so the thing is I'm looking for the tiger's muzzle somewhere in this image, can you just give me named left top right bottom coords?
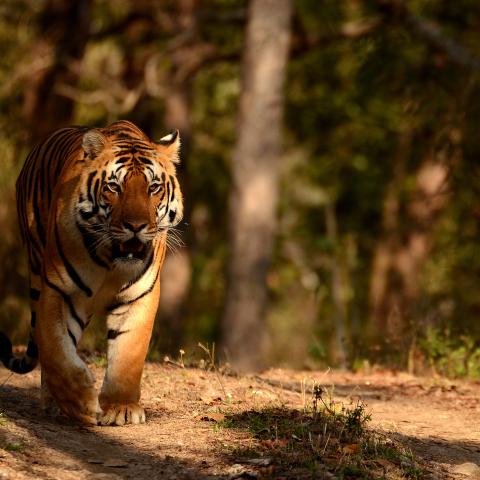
left=112, top=237, right=152, bottom=262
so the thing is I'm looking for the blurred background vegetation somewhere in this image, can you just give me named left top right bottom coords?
left=2, top=0, right=480, bottom=376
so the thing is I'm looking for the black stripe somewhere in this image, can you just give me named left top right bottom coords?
left=44, top=278, right=85, bottom=330
left=54, top=224, right=92, bottom=297
left=92, top=178, right=100, bottom=202
left=26, top=226, right=43, bottom=257
left=68, top=329, right=77, bottom=347
left=25, top=143, right=42, bottom=199
left=80, top=205, right=99, bottom=220
left=107, top=329, right=128, bottom=340
left=30, top=259, right=41, bottom=276
left=45, top=132, right=76, bottom=206
left=30, top=311, right=36, bottom=328
left=115, top=156, right=131, bottom=164
left=107, top=268, right=159, bottom=312
left=137, top=156, right=153, bottom=165
left=86, top=171, right=97, bottom=202
left=30, top=288, right=40, bottom=301
left=169, top=176, right=176, bottom=200
left=32, top=178, right=46, bottom=246
left=76, top=222, right=110, bottom=269
left=52, top=132, right=79, bottom=184
left=25, top=231, right=43, bottom=274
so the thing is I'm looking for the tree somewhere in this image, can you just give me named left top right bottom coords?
left=23, top=0, right=92, bottom=142
left=221, top=0, right=293, bottom=371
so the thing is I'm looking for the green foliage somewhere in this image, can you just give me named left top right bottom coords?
left=0, top=0, right=480, bottom=374
left=418, top=328, right=480, bottom=378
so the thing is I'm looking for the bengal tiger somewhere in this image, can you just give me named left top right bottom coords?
left=0, top=120, right=183, bottom=425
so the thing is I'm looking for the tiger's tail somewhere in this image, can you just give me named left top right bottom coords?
left=0, top=332, right=39, bottom=374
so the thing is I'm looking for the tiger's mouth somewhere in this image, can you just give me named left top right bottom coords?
left=112, top=237, right=151, bottom=261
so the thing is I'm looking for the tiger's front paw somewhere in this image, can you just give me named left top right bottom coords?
left=98, top=403, right=145, bottom=426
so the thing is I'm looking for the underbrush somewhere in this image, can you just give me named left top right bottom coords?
left=418, top=328, right=480, bottom=379
left=219, top=385, right=424, bottom=479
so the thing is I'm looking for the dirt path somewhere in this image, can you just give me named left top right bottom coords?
left=0, top=364, right=479, bottom=479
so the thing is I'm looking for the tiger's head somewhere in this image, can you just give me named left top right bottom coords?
left=76, top=127, right=183, bottom=266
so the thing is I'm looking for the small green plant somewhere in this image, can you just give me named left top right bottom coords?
left=163, top=348, right=187, bottom=368
left=419, top=328, right=480, bottom=378
left=4, top=442, right=25, bottom=452
left=0, top=411, right=8, bottom=425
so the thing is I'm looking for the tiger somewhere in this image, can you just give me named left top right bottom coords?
left=0, top=120, right=183, bottom=425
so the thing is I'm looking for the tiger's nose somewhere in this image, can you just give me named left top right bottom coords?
left=123, top=221, right=147, bottom=233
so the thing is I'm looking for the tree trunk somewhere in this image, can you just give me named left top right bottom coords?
left=368, top=154, right=449, bottom=364
left=23, top=0, right=91, bottom=143
left=154, top=0, right=197, bottom=354
left=325, top=203, right=348, bottom=368
left=221, top=0, right=292, bottom=371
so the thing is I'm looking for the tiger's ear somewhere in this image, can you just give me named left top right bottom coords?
left=82, top=130, right=107, bottom=159
left=156, top=129, right=181, bottom=164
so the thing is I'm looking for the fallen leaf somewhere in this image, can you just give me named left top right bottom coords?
left=103, top=458, right=129, bottom=468
left=261, top=438, right=288, bottom=449
left=342, top=443, right=360, bottom=454
left=200, top=395, right=222, bottom=405
left=195, top=412, right=226, bottom=422
left=243, top=458, right=272, bottom=466
left=375, top=458, right=394, bottom=469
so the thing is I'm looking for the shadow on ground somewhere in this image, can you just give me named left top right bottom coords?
left=0, top=384, right=220, bottom=479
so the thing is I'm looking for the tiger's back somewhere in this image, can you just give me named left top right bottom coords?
left=17, top=126, right=86, bottom=275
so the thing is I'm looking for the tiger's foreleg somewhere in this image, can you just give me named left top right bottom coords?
left=99, top=278, right=160, bottom=426
left=36, top=285, right=100, bottom=424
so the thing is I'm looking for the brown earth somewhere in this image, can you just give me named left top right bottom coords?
left=0, top=363, right=479, bottom=479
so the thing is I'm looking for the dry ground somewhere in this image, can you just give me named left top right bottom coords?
left=0, top=362, right=479, bottom=479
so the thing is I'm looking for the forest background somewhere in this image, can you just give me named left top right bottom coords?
left=1, top=0, right=480, bottom=377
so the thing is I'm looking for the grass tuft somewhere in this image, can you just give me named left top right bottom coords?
left=218, top=385, right=426, bottom=479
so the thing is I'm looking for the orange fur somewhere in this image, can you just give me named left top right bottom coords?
left=13, top=121, right=183, bottom=425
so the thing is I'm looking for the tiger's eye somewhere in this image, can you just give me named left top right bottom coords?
left=104, top=182, right=121, bottom=194
left=149, top=182, right=164, bottom=195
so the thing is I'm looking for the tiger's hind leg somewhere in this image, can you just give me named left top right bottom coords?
left=99, top=279, right=160, bottom=426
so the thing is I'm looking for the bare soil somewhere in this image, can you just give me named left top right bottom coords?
left=0, top=363, right=479, bottom=479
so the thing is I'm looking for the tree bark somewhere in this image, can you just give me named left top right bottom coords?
left=153, top=0, right=197, bottom=353
left=221, top=0, right=292, bottom=371
left=23, top=0, right=91, bottom=143
left=325, top=203, right=348, bottom=368
left=368, top=152, right=449, bottom=363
